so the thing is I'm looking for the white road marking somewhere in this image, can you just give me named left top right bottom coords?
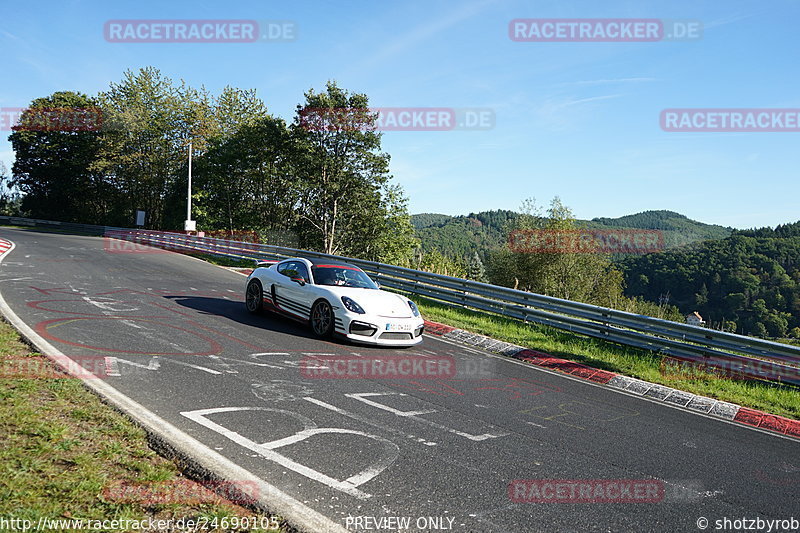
left=304, top=397, right=438, bottom=446
left=169, top=360, right=222, bottom=375
left=181, top=406, right=399, bottom=500
left=346, top=392, right=436, bottom=417
left=209, top=354, right=238, bottom=374
left=213, top=356, right=288, bottom=369
left=104, top=357, right=121, bottom=376
left=107, top=356, right=161, bottom=371
left=346, top=392, right=510, bottom=442
left=107, top=356, right=221, bottom=375
left=81, top=296, right=138, bottom=312
left=252, top=380, right=314, bottom=402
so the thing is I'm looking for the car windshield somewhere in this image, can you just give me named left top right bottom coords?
left=312, top=265, right=378, bottom=289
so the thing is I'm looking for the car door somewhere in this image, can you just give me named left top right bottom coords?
left=273, top=261, right=312, bottom=319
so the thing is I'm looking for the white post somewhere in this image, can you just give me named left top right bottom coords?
left=184, top=142, right=196, bottom=232
left=187, top=141, right=192, bottom=221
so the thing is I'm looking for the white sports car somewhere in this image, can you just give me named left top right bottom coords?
left=245, top=257, right=425, bottom=346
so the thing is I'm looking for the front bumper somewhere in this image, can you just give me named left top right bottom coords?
left=336, top=313, right=424, bottom=346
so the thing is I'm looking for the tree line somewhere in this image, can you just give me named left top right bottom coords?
left=621, top=225, right=800, bottom=338
left=5, top=67, right=415, bottom=263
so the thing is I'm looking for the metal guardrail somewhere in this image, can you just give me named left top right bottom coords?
left=0, top=215, right=127, bottom=236
left=3, top=216, right=799, bottom=386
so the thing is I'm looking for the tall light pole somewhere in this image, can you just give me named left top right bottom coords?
left=184, top=141, right=196, bottom=232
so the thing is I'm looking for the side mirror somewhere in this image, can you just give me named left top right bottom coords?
left=291, top=276, right=306, bottom=286
left=372, top=278, right=381, bottom=288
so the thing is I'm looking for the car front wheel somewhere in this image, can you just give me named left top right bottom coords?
left=311, top=300, right=334, bottom=338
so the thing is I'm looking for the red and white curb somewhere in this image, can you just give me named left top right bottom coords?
left=423, top=320, right=800, bottom=440
left=0, top=238, right=12, bottom=256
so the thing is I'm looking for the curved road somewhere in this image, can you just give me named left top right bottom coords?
left=0, top=227, right=797, bottom=533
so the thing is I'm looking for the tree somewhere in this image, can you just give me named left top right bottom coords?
left=289, top=81, right=414, bottom=261
left=695, top=283, right=709, bottom=307
left=0, top=162, right=22, bottom=215
left=763, top=310, right=790, bottom=337
left=466, top=251, right=488, bottom=283
left=189, top=114, right=294, bottom=233
left=412, top=249, right=466, bottom=277
left=489, top=197, right=625, bottom=306
left=9, top=91, right=109, bottom=222
left=98, top=67, right=215, bottom=228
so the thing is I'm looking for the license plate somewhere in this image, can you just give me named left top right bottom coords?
left=386, top=323, right=413, bottom=332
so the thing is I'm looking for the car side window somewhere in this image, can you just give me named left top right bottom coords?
left=278, top=261, right=309, bottom=283
left=277, top=261, right=297, bottom=278
left=294, top=263, right=310, bottom=283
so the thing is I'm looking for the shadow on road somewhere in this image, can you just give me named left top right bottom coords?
left=164, top=295, right=410, bottom=351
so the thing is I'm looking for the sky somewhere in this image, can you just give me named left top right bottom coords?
left=1, top=0, right=798, bottom=229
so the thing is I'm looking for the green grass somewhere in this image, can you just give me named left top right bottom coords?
left=413, top=295, right=800, bottom=420
left=0, top=319, right=283, bottom=532
left=187, top=253, right=258, bottom=269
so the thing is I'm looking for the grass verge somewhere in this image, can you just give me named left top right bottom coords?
left=0, top=318, right=282, bottom=532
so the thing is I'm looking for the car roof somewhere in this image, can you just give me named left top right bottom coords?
left=304, top=258, right=360, bottom=269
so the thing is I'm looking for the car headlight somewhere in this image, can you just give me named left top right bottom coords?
left=408, top=300, right=420, bottom=317
left=341, top=296, right=365, bottom=314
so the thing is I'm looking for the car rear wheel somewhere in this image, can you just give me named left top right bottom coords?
left=246, top=279, right=264, bottom=313
left=311, top=300, right=334, bottom=338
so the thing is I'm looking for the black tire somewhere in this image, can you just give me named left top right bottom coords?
left=310, top=299, right=334, bottom=338
left=245, top=279, right=264, bottom=314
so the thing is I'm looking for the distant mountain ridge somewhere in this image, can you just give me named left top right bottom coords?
left=411, top=209, right=734, bottom=259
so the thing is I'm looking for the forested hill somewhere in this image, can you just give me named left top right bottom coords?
left=412, top=209, right=733, bottom=259
left=412, top=210, right=519, bottom=258
left=620, top=224, right=800, bottom=338
left=589, top=210, right=731, bottom=235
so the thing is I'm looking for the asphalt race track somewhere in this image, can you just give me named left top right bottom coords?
left=1, top=227, right=798, bottom=533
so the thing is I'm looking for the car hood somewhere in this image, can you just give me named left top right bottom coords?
left=330, top=287, right=414, bottom=318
